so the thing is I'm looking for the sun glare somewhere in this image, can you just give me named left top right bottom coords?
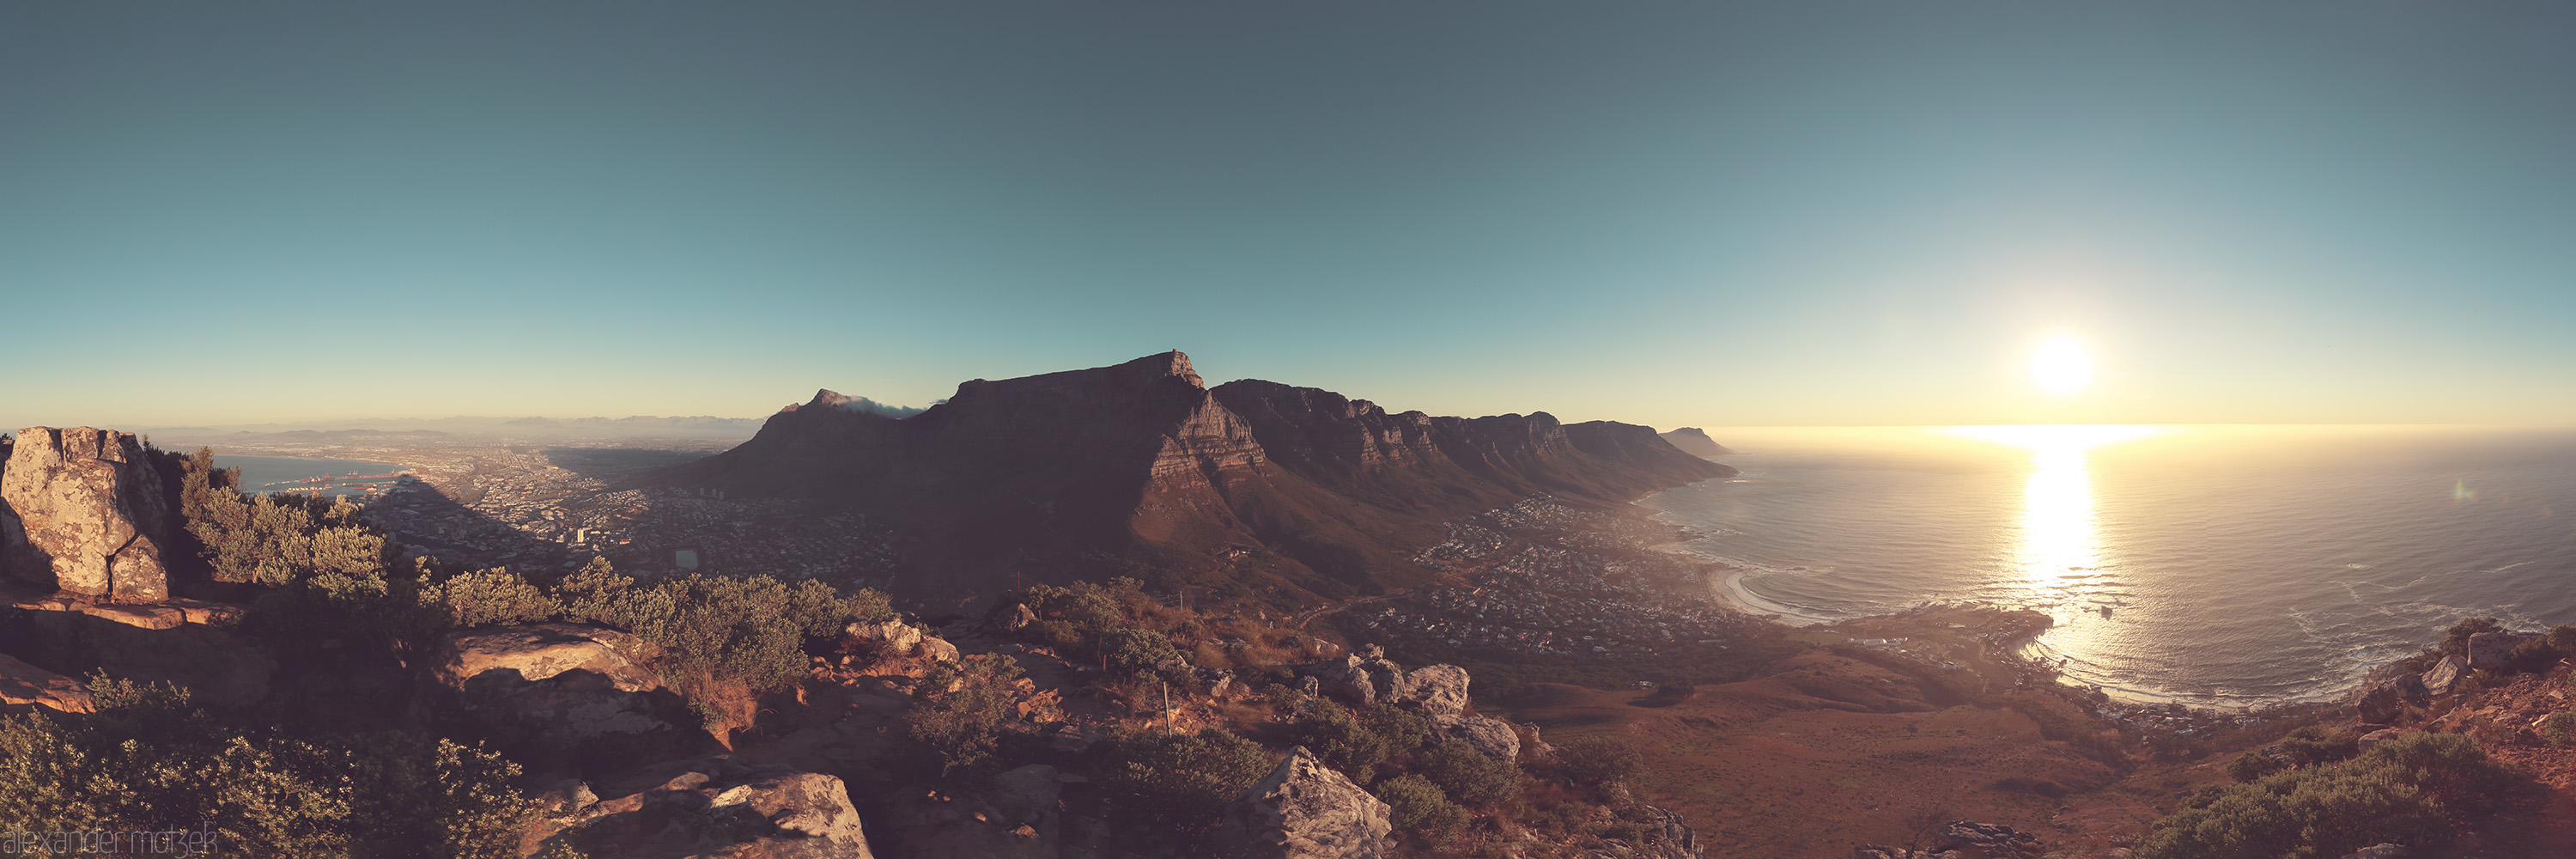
left=2031, top=337, right=2093, bottom=396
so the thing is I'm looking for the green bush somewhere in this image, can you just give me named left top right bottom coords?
left=1098, top=628, right=1183, bottom=672
left=1361, top=704, right=1431, bottom=757
left=2135, top=732, right=2532, bottom=859
left=1556, top=734, right=1643, bottom=785
left=1375, top=773, right=1469, bottom=838
left=2276, top=725, right=2358, bottom=766
left=0, top=678, right=538, bottom=859
left=1285, top=702, right=1390, bottom=780
left=2540, top=711, right=2576, bottom=748
left=557, top=563, right=884, bottom=697
left=1419, top=738, right=1521, bottom=807
left=904, top=655, right=1033, bottom=777
left=425, top=568, right=562, bottom=627
left=1093, top=728, right=1273, bottom=849
left=2227, top=752, right=2284, bottom=783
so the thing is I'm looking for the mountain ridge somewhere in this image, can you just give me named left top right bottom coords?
left=658, top=351, right=1733, bottom=607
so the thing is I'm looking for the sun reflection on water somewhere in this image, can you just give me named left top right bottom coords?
left=1947, top=425, right=2166, bottom=586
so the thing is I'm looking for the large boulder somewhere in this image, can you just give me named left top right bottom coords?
left=428, top=623, right=698, bottom=767
left=1, top=428, right=174, bottom=602
left=1594, top=804, right=1699, bottom=859
left=2467, top=631, right=2539, bottom=671
left=1437, top=714, right=1522, bottom=762
left=2353, top=673, right=2426, bottom=724
left=0, top=652, right=91, bottom=714
left=1398, top=664, right=1470, bottom=716
left=1296, top=654, right=1409, bottom=708
left=529, top=754, right=876, bottom=858
left=1218, top=746, right=1392, bottom=859
left=847, top=619, right=922, bottom=655
left=2419, top=655, right=2468, bottom=695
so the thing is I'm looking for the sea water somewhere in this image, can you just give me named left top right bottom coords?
left=216, top=454, right=411, bottom=499
left=1642, top=425, right=2576, bottom=708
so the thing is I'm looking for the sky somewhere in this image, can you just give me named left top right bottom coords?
left=3, top=2, right=2572, bottom=430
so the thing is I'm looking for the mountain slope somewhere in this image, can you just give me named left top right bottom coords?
left=657, top=352, right=1732, bottom=607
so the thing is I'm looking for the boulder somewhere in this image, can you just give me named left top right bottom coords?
left=1595, top=804, right=1698, bottom=859
left=0, top=652, right=91, bottom=714
left=2420, top=655, right=2468, bottom=695
left=1437, top=714, right=1522, bottom=762
left=434, top=623, right=661, bottom=694
left=428, top=624, right=697, bottom=766
left=530, top=754, right=876, bottom=858
left=1, top=428, right=174, bottom=602
left=1218, top=746, right=1393, bottom=859
left=919, top=634, right=962, bottom=664
left=2467, top=631, right=2539, bottom=671
left=1933, top=820, right=2042, bottom=859
left=2354, top=674, right=2426, bottom=724
left=1005, top=602, right=1039, bottom=631
left=848, top=619, right=924, bottom=655
left=1296, top=655, right=1408, bottom=708
left=1399, top=664, right=1470, bottom=717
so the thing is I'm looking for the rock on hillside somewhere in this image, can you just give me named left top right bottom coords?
left=428, top=623, right=702, bottom=768
left=1656, top=428, right=1735, bottom=459
left=528, top=754, right=876, bottom=859
left=0, top=652, right=92, bottom=714
left=660, top=352, right=1732, bottom=606
left=1, top=427, right=175, bottom=602
left=1218, top=746, right=1393, bottom=859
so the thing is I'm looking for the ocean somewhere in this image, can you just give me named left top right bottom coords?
left=216, top=454, right=412, bottom=499
left=1642, top=425, right=2576, bottom=708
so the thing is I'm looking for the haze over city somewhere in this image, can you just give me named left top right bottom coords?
left=7, top=3, right=2573, bottom=430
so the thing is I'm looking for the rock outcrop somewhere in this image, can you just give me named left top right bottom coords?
left=2419, top=654, right=2467, bottom=695
left=2466, top=631, right=2538, bottom=670
left=428, top=623, right=699, bottom=766
left=1297, top=653, right=1410, bottom=708
left=1401, top=664, right=1470, bottom=717
left=1, top=428, right=174, bottom=602
left=529, top=754, right=876, bottom=858
left=0, top=652, right=92, bottom=714
left=0, top=597, right=273, bottom=708
left=1218, top=746, right=1393, bottom=859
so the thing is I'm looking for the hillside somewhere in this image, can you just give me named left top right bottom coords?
left=655, top=352, right=1733, bottom=608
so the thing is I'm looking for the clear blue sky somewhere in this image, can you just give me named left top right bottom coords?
left=4, top=3, right=2571, bottom=430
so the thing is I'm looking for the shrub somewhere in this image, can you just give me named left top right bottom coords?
left=1285, top=702, right=1389, bottom=780
left=2227, top=752, right=2284, bottom=783
left=1556, top=734, right=1643, bottom=785
left=1099, top=628, right=1183, bottom=672
left=2276, top=725, right=2359, bottom=766
left=1361, top=704, right=1431, bottom=757
left=0, top=677, right=538, bottom=859
left=904, top=655, right=1032, bottom=777
left=2135, top=733, right=2533, bottom=859
left=1376, top=773, right=1469, bottom=839
left=2541, top=711, right=2576, bottom=748
left=1093, top=728, right=1273, bottom=849
left=425, top=568, right=562, bottom=627
left=1419, top=738, right=1521, bottom=807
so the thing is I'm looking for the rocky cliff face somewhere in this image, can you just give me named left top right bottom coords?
left=0, top=427, right=174, bottom=602
left=660, top=353, right=1732, bottom=606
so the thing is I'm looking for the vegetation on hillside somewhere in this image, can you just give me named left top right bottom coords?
left=2136, top=733, right=2537, bottom=859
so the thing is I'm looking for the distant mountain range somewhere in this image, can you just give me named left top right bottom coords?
left=1658, top=427, right=1736, bottom=458
left=657, top=351, right=1733, bottom=608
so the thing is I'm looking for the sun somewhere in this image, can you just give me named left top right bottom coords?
left=2031, top=337, right=2093, bottom=396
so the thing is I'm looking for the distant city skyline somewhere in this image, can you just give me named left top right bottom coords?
left=5, top=3, right=2572, bottom=430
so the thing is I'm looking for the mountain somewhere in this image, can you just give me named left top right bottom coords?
left=657, top=352, right=1733, bottom=607
left=1658, top=427, right=1735, bottom=458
